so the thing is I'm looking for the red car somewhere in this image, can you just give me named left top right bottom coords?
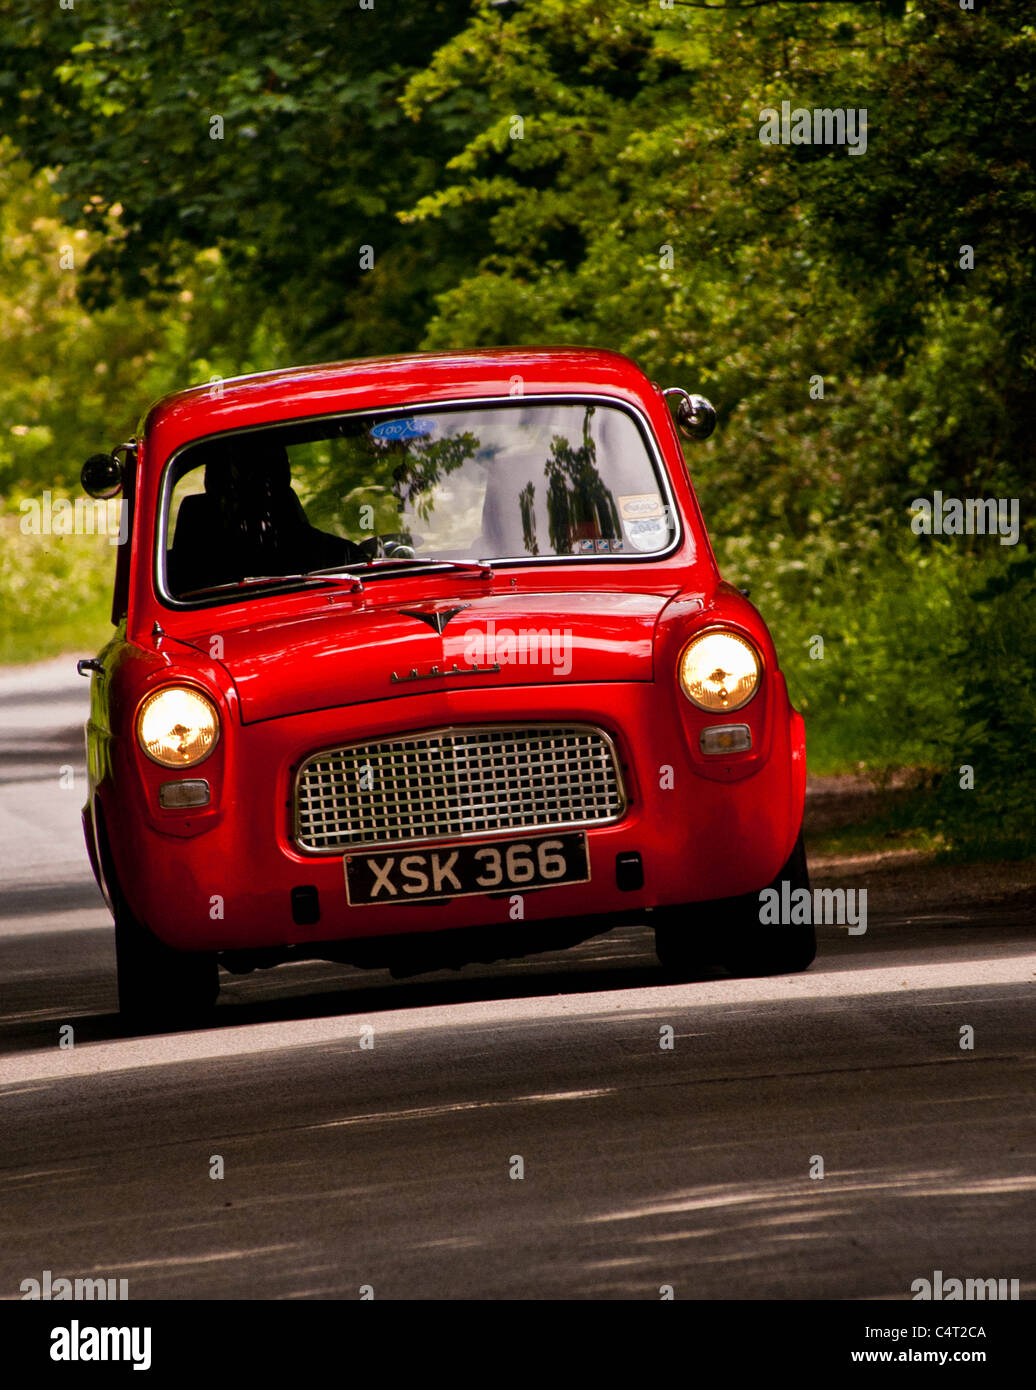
left=79, top=347, right=813, bottom=1029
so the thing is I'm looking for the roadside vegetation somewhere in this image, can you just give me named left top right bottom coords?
left=0, top=0, right=1031, bottom=858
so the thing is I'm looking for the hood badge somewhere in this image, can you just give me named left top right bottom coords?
left=391, top=661, right=501, bottom=684
left=399, top=605, right=469, bottom=634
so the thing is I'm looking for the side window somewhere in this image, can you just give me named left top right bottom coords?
left=167, top=465, right=206, bottom=553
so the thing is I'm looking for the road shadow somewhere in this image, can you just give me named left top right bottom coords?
left=2, top=897, right=1035, bottom=1054
left=0, top=922, right=728, bottom=1051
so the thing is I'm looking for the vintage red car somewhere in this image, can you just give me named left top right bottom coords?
left=78, top=346, right=813, bottom=1029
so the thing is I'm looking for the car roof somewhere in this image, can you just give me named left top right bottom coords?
left=141, top=346, right=658, bottom=451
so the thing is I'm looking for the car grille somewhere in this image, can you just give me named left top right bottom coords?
left=294, top=723, right=625, bottom=853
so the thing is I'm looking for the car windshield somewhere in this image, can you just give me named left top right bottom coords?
left=161, top=400, right=674, bottom=601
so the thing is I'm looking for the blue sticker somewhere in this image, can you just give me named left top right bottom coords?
left=370, top=417, right=436, bottom=441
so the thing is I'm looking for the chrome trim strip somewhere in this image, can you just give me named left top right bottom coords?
left=153, top=393, right=682, bottom=609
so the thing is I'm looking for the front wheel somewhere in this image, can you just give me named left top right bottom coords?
left=654, top=831, right=816, bottom=979
left=115, top=895, right=219, bottom=1032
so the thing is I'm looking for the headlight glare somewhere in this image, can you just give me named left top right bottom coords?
left=137, top=687, right=219, bottom=767
left=678, top=631, right=761, bottom=712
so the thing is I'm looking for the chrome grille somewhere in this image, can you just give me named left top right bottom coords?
left=294, top=723, right=625, bottom=853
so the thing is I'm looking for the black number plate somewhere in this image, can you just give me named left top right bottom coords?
left=344, top=831, right=590, bottom=906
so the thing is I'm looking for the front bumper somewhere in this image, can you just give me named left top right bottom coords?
left=97, top=678, right=805, bottom=951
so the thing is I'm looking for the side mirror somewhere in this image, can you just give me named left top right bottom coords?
left=663, top=388, right=716, bottom=442
left=81, top=452, right=123, bottom=499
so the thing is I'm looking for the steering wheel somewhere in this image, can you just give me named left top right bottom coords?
left=379, top=531, right=419, bottom=559
left=359, top=533, right=418, bottom=560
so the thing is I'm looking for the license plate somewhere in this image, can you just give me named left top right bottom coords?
left=344, top=831, right=590, bottom=906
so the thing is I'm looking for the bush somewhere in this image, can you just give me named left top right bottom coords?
left=0, top=497, right=116, bottom=664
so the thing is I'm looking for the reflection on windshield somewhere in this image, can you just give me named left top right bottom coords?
left=544, top=407, right=622, bottom=555
left=164, top=402, right=670, bottom=599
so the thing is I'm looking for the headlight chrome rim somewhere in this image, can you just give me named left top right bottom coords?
left=136, top=685, right=220, bottom=768
left=678, top=629, right=762, bottom=713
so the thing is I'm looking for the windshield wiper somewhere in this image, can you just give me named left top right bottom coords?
left=179, top=571, right=365, bottom=599
left=320, top=557, right=494, bottom=579
left=178, top=558, right=492, bottom=600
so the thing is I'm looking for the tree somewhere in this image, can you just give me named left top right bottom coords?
left=0, top=0, right=477, bottom=359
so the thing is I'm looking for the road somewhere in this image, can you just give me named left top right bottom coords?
left=1, top=657, right=1033, bottom=1300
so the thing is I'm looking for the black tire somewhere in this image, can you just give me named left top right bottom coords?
left=115, top=894, right=219, bottom=1032
left=654, top=831, right=816, bottom=979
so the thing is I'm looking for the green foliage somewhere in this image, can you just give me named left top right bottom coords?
left=0, top=0, right=478, bottom=358
left=0, top=500, right=114, bottom=663
left=930, top=549, right=1036, bottom=859
left=0, top=140, right=291, bottom=494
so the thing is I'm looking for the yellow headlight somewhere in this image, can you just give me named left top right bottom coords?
left=137, top=687, right=220, bottom=768
left=678, top=631, right=761, bottom=712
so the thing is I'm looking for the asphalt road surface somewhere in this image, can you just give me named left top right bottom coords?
left=1, top=657, right=1033, bottom=1300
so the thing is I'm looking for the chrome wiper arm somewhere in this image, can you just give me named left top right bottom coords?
left=180, top=571, right=364, bottom=599
left=301, top=565, right=370, bottom=581
left=350, top=557, right=493, bottom=578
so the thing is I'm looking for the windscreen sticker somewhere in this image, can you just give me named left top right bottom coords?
left=623, top=515, right=669, bottom=552
left=370, top=417, right=436, bottom=441
left=618, top=493, right=664, bottom=520
left=572, top=537, right=624, bottom=555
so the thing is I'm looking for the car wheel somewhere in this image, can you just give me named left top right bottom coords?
left=654, top=831, right=816, bottom=979
left=115, top=893, right=219, bottom=1031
